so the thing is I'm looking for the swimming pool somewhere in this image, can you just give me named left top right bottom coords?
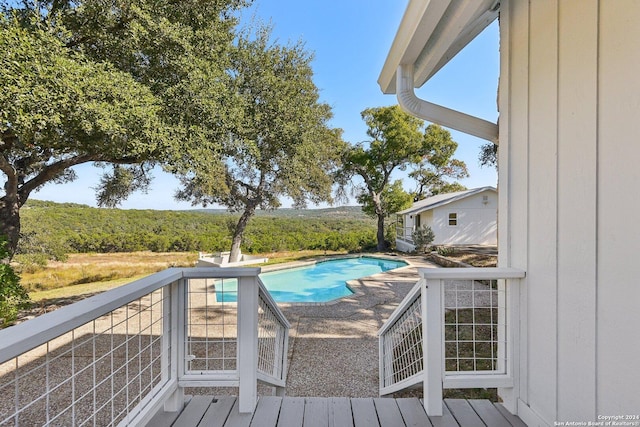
left=215, top=256, right=407, bottom=303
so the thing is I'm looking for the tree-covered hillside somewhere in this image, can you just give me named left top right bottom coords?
left=19, top=200, right=376, bottom=257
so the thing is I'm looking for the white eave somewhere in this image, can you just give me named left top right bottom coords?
left=378, top=0, right=500, bottom=143
left=397, top=186, right=496, bottom=216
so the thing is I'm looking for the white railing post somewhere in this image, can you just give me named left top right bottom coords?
left=163, top=279, right=184, bottom=412
left=237, top=275, right=259, bottom=413
left=423, top=277, right=443, bottom=416
left=499, top=276, right=521, bottom=413
left=274, top=326, right=287, bottom=396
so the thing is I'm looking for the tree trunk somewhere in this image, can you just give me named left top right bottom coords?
left=0, top=197, right=21, bottom=260
left=229, top=205, right=257, bottom=263
left=376, top=212, right=386, bottom=252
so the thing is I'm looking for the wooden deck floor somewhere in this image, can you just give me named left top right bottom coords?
left=146, top=396, right=527, bottom=427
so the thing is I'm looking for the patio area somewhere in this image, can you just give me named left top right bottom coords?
left=0, top=255, right=526, bottom=426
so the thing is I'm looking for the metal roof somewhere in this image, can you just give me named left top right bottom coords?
left=396, top=186, right=496, bottom=215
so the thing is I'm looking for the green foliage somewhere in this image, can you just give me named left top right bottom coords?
left=479, top=142, right=498, bottom=169
left=409, top=125, right=469, bottom=200
left=337, top=105, right=429, bottom=251
left=0, top=5, right=173, bottom=254
left=0, top=236, right=30, bottom=327
left=173, top=25, right=345, bottom=261
left=412, top=226, right=435, bottom=253
left=18, top=201, right=376, bottom=257
left=359, top=180, right=412, bottom=219
left=0, top=0, right=249, bottom=255
left=436, top=246, right=458, bottom=256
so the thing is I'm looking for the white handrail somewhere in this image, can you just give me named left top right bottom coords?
left=419, top=267, right=526, bottom=280
left=379, top=267, right=526, bottom=416
left=0, top=268, right=182, bottom=363
left=0, top=266, right=290, bottom=424
left=378, top=280, right=421, bottom=336
left=0, top=267, right=267, bottom=364
left=257, top=278, right=291, bottom=330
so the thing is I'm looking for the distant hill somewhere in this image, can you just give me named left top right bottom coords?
left=20, top=200, right=376, bottom=255
left=196, top=205, right=368, bottom=220
left=24, top=200, right=368, bottom=220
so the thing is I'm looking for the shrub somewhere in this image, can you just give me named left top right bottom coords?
left=436, top=246, right=457, bottom=256
left=412, top=226, right=435, bottom=253
left=1, top=237, right=31, bottom=327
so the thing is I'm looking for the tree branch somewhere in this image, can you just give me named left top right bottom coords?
left=18, top=154, right=144, bottom=203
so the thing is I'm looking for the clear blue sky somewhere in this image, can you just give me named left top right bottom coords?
left=33, top=0, right=499, bottom=210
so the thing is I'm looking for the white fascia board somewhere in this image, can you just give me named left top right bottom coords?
left=379, top=0, right=452, bottom=94
left=378, top=0, right=499, bottom=93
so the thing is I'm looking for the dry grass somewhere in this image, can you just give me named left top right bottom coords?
left=20, top=250, right=346, bottom=302
left=448, top=253, right=497, bottom=267
left=20, top=252, right=198, bottom=296
left=439, top=252, right=497, bottom=268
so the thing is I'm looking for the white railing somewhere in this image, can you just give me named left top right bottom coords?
left=378, top=267, right=525, bottom=416
left=396, top=226, right=415, bottom=243
left=0, top=267, right=289, bottom=426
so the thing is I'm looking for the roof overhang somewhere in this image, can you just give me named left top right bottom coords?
left=378, top=0, right=500, bottom=94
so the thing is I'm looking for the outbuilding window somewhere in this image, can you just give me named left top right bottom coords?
left=448, top=213, right=458, bottom=226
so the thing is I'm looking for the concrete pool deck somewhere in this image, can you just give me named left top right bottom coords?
left=275, top=254, right=438, bottom=397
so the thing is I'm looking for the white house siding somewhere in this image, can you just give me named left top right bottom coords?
left=499, top=0, right=640, bottom=423
left=416, top=209, right=433, bottom=236
left=430, top=192, right=497, bottom=245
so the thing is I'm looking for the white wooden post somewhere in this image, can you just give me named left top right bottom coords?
left=237, top=275, right=259, bottom=413
left=273, top=327, right=286, bottom=396
left=499, top=277, right=521, bottom=413
left=163, top=280, right=184, bottom=412
left=422, top=278, right=443, bottom=416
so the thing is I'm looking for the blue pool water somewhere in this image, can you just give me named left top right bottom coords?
left=215, top=257, right=407, bottom=303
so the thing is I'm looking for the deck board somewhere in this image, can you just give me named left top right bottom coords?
left=467, top=399, right=513, bottom=427
left=200, top=396, right=236, bottom=427
left=151, top=396, right=527, bottom=427
left=351, top=398, right=380, bottom=427
left=276, top=397, right=305, bottom=427
left=174, top=396, right=214, bottom=427
left=251, top=397, right=283, bottom=427
left=396, top=398, right=433, bottom=427
left=328, top=397, right=354, bottom=427
left=426, top=400, right=460, bottom=427
left=494, top=403, right=529, bottom=427
left=223, top=398, right=254, bottom=427
left=373, top=398, right=404, bottom=427
left=302, top=397, right=328, bottom=427
left=444, top=399, right=485, bottom=427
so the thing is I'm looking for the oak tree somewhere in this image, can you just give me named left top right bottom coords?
left=175, top=27, right=345, bottom=262
left=1, top=0, right=248, bottom=256
left=338, top=107, right=468, bottom=251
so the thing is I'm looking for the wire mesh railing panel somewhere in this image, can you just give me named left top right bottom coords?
left=0, top=289, right=170, bottom=427
left=185, top=278, right=237, bottom=373
left=380, top=294, right=423, bottom=389
left=443, top=279, right=506, bottom=374
left=257, top=291, right=286, bottom=381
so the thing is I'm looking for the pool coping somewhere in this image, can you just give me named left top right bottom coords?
left=259, top=253, right=415, bottom=307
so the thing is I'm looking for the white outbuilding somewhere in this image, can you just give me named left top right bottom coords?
left=395, top=187, right=497, bottom=252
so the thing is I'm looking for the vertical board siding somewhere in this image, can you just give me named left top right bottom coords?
left=556, top=0, right=598, bottom=419
left=596, top=0, right=640, bottom=413
left=505, top=0, right=640, bottom=420
left=526, top=0, right=559, bottom=421
left=502, top=0, right=531, bottom=409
